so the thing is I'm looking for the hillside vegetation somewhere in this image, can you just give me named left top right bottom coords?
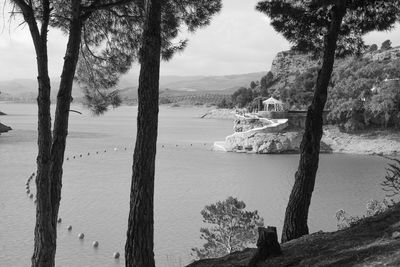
left=224, top=44, right=400, bottom=132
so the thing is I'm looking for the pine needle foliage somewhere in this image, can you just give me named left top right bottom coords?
left=256, top=0, right=400, bottom=56
left=74, top=0, right=222, bottom=114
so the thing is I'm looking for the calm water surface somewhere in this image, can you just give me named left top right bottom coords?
left=0, top=103, right=389, bottom=266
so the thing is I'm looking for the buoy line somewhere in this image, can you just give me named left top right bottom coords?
left=21, top=142, right=214, bottom=262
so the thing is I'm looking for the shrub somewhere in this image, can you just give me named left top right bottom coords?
left=192, top=197, right=264, bottom=260
left=335, top=199, right=391, bottom=230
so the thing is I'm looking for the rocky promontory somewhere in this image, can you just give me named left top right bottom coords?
left=214, top=115, right=331, bottom=154
left=223, top=130, right=332, bottom=154
left=0, top=110, right=11, bottom=135
left=0, top=122, right=11, bottom=134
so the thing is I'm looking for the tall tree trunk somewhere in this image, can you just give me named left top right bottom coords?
left=281, top=2, right=346, bottom=243
left=125, top=0, right=162, bottom=266
left=31, top=1, right=83, bottom=266
left=14, top=1, right=56, bottom=266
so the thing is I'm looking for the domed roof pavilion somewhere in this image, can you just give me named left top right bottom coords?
left=262, top=97, right=284, bottom=112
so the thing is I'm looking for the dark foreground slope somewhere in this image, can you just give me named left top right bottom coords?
left=188, top=203, right=400, bottom=267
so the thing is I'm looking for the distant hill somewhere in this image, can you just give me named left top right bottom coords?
left=0, top=72, right=265, bottom=103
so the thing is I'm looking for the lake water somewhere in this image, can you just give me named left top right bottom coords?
left=0, top=103, right=390, bottom=267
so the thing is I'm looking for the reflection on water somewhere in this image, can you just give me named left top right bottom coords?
left=0, top=103, right=389, bottom=266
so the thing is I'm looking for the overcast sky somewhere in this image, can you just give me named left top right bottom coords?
left=1, top=0, right=400, bottom=81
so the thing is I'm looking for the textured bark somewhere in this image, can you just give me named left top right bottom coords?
left=125, top=0, right=162, bottom=266
left=22, top=1, right=83, bottom=266
left=281, top=2, right=346, bottom=243
left=13, top=1, right=54, bottom=265
left=247, top=227, right=281, bottom=267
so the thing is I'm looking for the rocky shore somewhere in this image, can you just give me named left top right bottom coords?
left=188, top=203, right=400, bottom=267
left=217, top=126, right=400, bottom=155
left=208, top=110, right=400, bottom=156
left=0, top=122, right=11, bottom=134
left=217, top=129, right=332, bottom=154
left=322, top=126, right=400, bottom=156
left=0, top=110, right=11, bottom=134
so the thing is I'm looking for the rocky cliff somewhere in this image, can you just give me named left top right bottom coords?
left=267, top=46, right=400, bottom=98
left=270, top=50, right=318, bottom=79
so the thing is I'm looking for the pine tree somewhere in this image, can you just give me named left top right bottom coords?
left=124, top=1, right=222, bottom=265
left=10, top=1, right=145, bottom=266
left=257, top=0, right=400, bottom=243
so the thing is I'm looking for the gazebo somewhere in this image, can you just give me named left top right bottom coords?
left=262, top=97, right=284, bottom=112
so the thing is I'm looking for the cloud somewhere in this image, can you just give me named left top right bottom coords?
left=1, top=0, right=400, bottom=81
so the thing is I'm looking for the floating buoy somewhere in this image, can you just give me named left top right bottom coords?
left=96, top=151, right=99, bottom=154
left=27, top=190, right=30, bottom=194
left=79, top=154, right=82, bottom=157
left=73, top=156, right=76, bottom=159
left=92, top=241, right=99, bottom=248
left=113, top=252, right=120, bottom=259
left=176, top=144, right=178, bottom=147
left=162, top=145, right=164, bottom=148
left=67, top=225, right=72, bottom=231
left=67, top=157, right=69, bottom=160
left=191, top=144, right=192, bottom=146
left=78, top=233, right=84, bottom=239
left=26, top=185, right=29, bottom=190
left=124, top=147, right=127, bottom=150
left=104, top=150, right=106, bottom=153
left=29, top=193, right=34, bottom=199
left=87, top=152, right=90, bottom=156
left=57, top=218, right=62, bottom=223
left=34, top=199, right=37, bottom=204
left=32, top=172, right=35, bottom=176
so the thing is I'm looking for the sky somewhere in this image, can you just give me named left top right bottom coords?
left=0, top=0, right=400, bottom=81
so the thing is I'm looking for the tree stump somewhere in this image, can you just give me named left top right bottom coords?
left=247, top=226, right=282, bottom=267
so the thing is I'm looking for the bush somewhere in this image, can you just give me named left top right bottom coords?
left=231, top=87, right=255, bottom=108
left=369, top=44, right=378, bottom=52
left=217, top=98, right=233, bottom=109
left=335, top=199, right=391, bottom=230
left=381, top=39, right=392, bottom=51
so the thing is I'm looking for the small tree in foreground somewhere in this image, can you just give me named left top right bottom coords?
left=192, top=197, right=264, bottom=260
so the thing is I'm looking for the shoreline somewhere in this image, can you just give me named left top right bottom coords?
left=322, top=126, right=400, bottom=156
left=205, top=109, right=400, bottom=156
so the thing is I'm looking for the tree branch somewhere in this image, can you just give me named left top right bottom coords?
left=80, top=0, right=136, bottom=19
